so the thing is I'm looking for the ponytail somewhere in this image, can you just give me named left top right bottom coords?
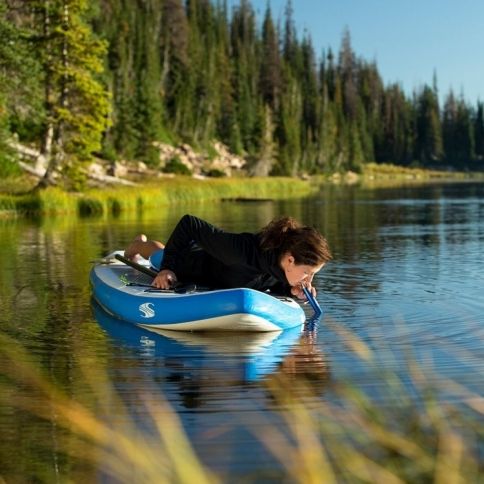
left=259, top=217, right=332, bottom=266
left=259, top=217, right=301, bottom=250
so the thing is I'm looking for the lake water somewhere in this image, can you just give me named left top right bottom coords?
left=0, top=181, right=483, bottom=481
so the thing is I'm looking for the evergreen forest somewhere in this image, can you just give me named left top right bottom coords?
left=1, top=0, right=484, bottom=185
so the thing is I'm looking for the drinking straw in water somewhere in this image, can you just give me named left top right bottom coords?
left=302, top=284, right=322, bottom=318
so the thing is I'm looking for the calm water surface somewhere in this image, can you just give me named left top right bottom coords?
left=0, top=182, right=483, bottom=480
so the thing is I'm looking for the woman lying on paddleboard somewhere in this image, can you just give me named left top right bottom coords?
left=124, top=214, right=331, bottom=300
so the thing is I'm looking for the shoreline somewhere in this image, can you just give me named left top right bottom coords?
left=1, top=164, right=483, bottom=218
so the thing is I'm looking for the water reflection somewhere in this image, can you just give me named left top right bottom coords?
left=92, top=302, right=330, bottom=406
left=262, top=320, right=330, bottom=403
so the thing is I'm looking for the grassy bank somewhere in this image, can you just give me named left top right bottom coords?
left=319, top=162, right=484, bottom=186
left=2, top=164, right=483, bottom=217
left=360, top=162, right=484, bottom=185
left=0, top=176, right=315, bottom=217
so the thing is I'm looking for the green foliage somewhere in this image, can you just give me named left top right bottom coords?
left=3, top=0, right=111, bottom=188
left=474, top=102, right=484, bottom=161
left=0, top=0, right=41, bottom=179
left=415, top=85, right=443, bottom=164
left=0, top=2, right=44, bottom=137
left=163, top=156, right=192, bottom=175
left=0, top=112, right=19, bottom=178
left=2, top=0, right=483, bottom=185
left=203, top=168, right=226, bottom=178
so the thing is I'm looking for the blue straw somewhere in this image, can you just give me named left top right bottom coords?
left=302, top=285, right=322, bottom=318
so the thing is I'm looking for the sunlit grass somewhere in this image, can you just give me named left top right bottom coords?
left=0, top=186, right=78, bottom=215
left=255, top=324, right=483, bottom=483
left=0, top=323, right=482, bottom=482
left=2, top=167, right=483, bottom=217
left=311, top=162, right=484, bottom=189
left=362, top=162, right=479, bottom=178
left=360, top=162, right=484, bottom=188
left=0, top=176, right=314, bottom=217
left=80, top=177, right=315, bottom=216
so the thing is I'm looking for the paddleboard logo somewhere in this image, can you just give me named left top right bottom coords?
left=139, top=302, right=155, bottom=318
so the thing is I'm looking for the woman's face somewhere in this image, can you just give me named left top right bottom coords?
left=281, top=253, right=324, bottom=287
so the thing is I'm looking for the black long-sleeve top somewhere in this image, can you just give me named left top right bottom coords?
left=160, top=214, right=291, bottom=295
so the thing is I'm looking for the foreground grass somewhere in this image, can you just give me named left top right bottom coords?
left=0, top=176, right=315, bottom=217
left=0, top=324, right=482, bottom=483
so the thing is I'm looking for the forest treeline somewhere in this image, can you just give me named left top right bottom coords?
left=1, top=0, right=484, bottom=186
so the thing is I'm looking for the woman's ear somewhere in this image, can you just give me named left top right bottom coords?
left=281, top=252, right=295, bottom=268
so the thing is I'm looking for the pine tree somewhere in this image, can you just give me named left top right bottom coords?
left=273, top=1, right=304, bottom=175
left=260, top=4, right=281, bottom=111
left=162, top=0, right=190, bottom=137
left=214, top=2, right=240, bottom=152
left=474, top=102, right=484, bottom=162
left=28, top=0, right=111, bottom=188
left=316, top=95, right=339, bottom=172
left=376, top=84, right=413, bottom=164
left=134, top=0, right=165, bottom=163
left=282, top=0, right=297, bottom=67
left=358, top=61, right=383, bottom=162
left=300, top=35, right=319, bottom=139
left=442, top=90, right=458, bottom=163
left=250, top=104, right=276, bottom=176
left=452, top=95, right=474, bottom=165
left=0, top=2, right=41, bottom=175
left=338, top=29, right=358, bottom=121
left=230, top=0, right=261, bottom=157
left=414, top=85, right=443, bottom=164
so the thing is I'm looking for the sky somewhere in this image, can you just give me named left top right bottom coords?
left=226, top=0, right=484, bottom=105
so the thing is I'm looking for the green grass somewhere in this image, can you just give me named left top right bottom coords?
left=0, top=186, right=78, bottom=215
left=2, top=165, right=483, bottom=217
left=361, top=162, right=484, bottom=184
left=0, top=177, right=315, bottom=217
left=313, top=162, right=484, bottom=188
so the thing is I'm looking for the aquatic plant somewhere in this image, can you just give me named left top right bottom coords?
left=0, top=177, right=314, bottom=217
left=0, top=323, right=481, bottom=482
left=0, top=332, right=218, bottom=483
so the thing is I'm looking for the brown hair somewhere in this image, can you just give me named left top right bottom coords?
left=259, top=217, right=332, bottom=266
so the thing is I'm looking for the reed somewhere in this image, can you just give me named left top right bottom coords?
left=0, top=186, right=78, bottom=215
left=0, top=324, right=481, bottom=483
left=362, top=162, right=482, bottom=181
left=260, top=370, right=482, bottom=483
left=0, top=177, right=314, bottom=217
left=0, top=194, right=17, bottom=216
left=0, top=332, right=218, bottom=484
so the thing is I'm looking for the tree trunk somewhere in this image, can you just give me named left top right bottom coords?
left=37, top=0, right=69, bottom=189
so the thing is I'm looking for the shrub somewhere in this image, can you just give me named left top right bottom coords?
left=204, top=168, right=226, bottom=178
left=163, top=156, right=192, bottom=176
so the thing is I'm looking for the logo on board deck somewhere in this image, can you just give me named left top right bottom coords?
left=139, top=302, right=155, bottom=318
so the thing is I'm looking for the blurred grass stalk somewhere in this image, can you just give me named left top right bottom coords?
left=258, top=318, right=483, bottom=483
left=0, top=324, right=482, bottom=483
left=0, top=332, right=218, bottom=484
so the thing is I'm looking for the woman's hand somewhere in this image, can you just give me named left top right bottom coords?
left=152, top=269, right=178, bottom=289
left=291, top=283, right=316, bottom=300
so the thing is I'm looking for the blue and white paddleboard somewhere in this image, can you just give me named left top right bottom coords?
left=90, top=251, right=306, bottom=332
